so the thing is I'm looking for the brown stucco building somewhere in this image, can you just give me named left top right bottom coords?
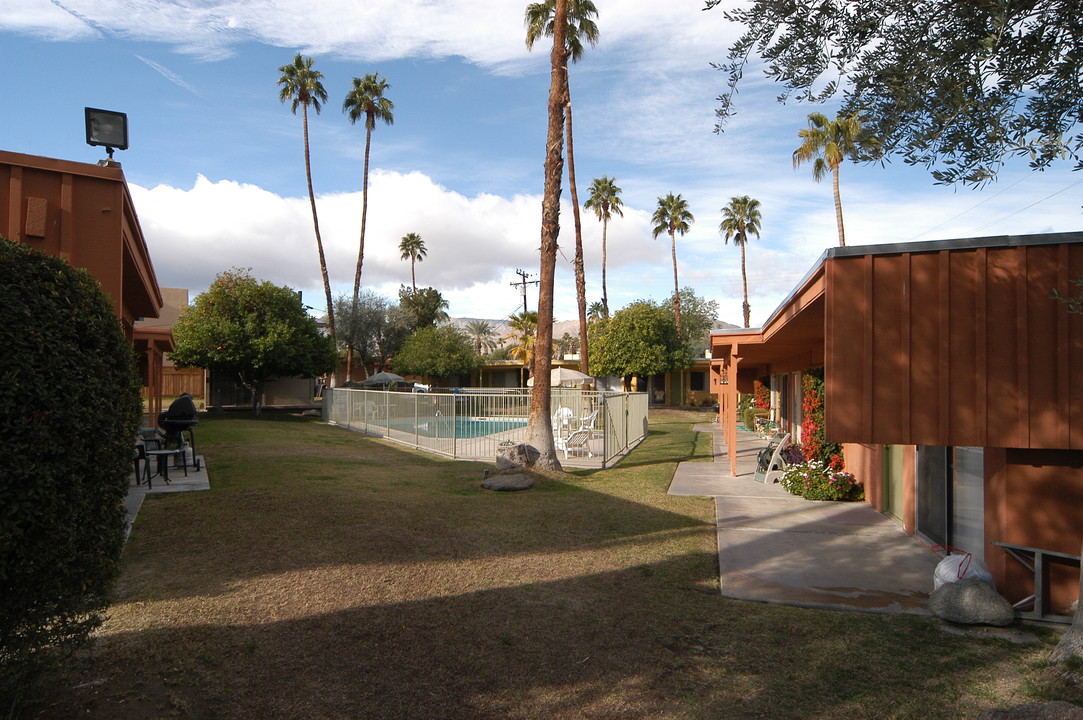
left=1, top=149, right=171, bottom=420
left=711, top=231, right=1083, bottom=618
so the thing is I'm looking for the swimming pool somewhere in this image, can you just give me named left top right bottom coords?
left=398, top=416, right=528, bottom=439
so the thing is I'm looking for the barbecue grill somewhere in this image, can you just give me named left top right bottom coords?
left=157, top=393, right=199, bottom=468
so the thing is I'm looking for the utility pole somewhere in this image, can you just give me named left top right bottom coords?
left=510, top=268, right=540, bottom=314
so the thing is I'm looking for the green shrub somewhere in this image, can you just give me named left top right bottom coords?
left=780, top=461, right=864, bottom=502
left=0, top=238, right=141, bottom=703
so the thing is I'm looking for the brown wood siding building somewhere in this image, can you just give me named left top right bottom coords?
left=825, top=237, right=1083, bottom=450
left=711, top=232, right=1083, bottom=615
left=1, top=149, right=170, bottom=420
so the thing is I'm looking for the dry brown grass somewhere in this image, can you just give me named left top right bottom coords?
left=24, top=409, right=1083, bottom=719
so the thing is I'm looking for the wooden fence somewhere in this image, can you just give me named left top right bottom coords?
left=142, top=367, right=205, bottom=399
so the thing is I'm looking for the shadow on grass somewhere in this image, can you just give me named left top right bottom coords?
left=34, top=550, right=1053, bottom=720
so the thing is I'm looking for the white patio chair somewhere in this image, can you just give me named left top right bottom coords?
left=577, top=409, right=599, bottom=436
left=555, top=429, right=594, bottom=459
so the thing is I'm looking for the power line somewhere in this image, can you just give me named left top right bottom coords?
left=964, top=177, right=1083, bottom=235
left=907, top=173, right=1032, bottom=241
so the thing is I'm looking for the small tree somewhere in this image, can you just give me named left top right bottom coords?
left=391, top=325, right=480, bottom=380
left=0, top=238, right=141, bottom=706
left=590, top=300, right=686, bottom=389
left=334, top=291, right=412, bottom=379
left=171, top=269, right=337, bottom=414
left=398, top=286, right=449, bottom=330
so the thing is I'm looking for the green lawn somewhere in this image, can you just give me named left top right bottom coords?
left=28, top=409, right=1082, bottom=719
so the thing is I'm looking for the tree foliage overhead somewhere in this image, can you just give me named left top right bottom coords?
left=171, top=269, right=337, bottom=411
left=707, top=0, right=1083, bottom=185
left=391, top=325, right=480, bottom=379
left=0, top=238, right=141, bottom=702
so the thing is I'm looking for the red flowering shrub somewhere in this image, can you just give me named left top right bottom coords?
left=800, top=368, right=843, bottom=466
left=753, top=379, right=770, bottom=410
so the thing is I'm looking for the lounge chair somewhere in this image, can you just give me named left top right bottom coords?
left=754, top=432, right=791, bottom=484
left=555, top=429, right=594, bottom=459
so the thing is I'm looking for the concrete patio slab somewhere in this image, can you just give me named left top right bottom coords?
left=671, top=425, right=940, bottom=615
left=125, top=456, right=210, bottom=539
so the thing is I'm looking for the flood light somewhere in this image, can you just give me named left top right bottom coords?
left=84, top=107, right=129, bottom=161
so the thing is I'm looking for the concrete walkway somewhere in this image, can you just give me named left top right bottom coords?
left=671, top=424, right=940, bottom=615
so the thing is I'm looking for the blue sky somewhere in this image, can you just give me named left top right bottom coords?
left=3, top=0, right=1081, bottom=327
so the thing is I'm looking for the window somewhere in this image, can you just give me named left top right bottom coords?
left=690, top=371, right=706, bottom=392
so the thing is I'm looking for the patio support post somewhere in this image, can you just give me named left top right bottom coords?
left=726, top=347, right=741, bottom=477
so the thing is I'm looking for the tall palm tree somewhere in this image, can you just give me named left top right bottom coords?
left=343, top=73, right=394, bottom=305
left=583, top=175, right=623, bottom=319
left=398, top=232, right=426, bottom=291
left=720, top=196, right=763, bottom=328
left=792, top=111, right=879, bottom=247
left=651, top=193, right=694, bottom=339
left=278, top=53, right=334, bottom=341
left=526, top=0, right=569, bottom=470
left=526, top=0, right=599, bottom=377
left=465, top=320, right=497, bottom=356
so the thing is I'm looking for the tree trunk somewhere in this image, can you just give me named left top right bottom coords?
left=302, top=104, right=335, bottom=343
left=832, top=165, right=846, bottom=247
left=741, top=241, right=750, bottom=328
left=354, top=126, right=373, bottom=306
left=526, top=0, right=568, bottom=471
left=566, top=88, right=589, bottom=377
left=670, top=230, right=682, bottom=339
left=601, top=215, right=609, bottom=318
left=1051, top=537, right=1083, bottom=662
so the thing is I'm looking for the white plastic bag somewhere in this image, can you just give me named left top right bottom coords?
left=932, top=548, right=993, bottom=590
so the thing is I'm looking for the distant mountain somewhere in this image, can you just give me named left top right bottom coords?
left=447, top=317, right=581, bottom=346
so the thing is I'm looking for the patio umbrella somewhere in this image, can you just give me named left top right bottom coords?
left=360, top=371, right=405, bottom=387
left=527, top=367, right=593, bottom=387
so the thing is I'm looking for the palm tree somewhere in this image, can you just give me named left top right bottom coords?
left=398, top=232, right=427, bottom=291
left=465, top=320, right=498, bottom=356
left=526, top=0, right=599, bottom=377
left=505, top=311, right=539, bottom=387
left=720, top=196, right=763, bottom=328
left=583, top=175, right=623, bottom=319
left=587, top=300, right=606, bottom=322
left=343, top=73, right=394, bottom=304
left=651, top=193, right=694, bottom=339
left=525, top=0, right=569, bottom=470
left=792, top=111, right=879, bottom=247
left=278, top=54, right=334, bottom=341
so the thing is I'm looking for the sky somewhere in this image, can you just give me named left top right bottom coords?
left=2, top=0, right=1081, bottom=329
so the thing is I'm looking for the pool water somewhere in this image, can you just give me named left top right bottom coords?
left=400, top=416, right=528, bottom=439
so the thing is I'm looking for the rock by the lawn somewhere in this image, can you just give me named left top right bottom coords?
left=929, top=578, right=1015, bottom=626
left=976, top=701, right=1083, bottom=719
left=481, top=473, right=534, bottom=491
left=496, top=443, right=540, bottom=472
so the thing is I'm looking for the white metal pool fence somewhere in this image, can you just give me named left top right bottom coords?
left=323, top=387, right=649, bottom=467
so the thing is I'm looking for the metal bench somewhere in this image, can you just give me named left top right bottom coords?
left=992, top=541, right=1081, bottom=623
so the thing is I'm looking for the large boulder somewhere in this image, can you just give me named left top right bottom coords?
left=929, top=578, right=1015, bottom=626
left=496, top=443, right=540, bottom=473
left=976, top=701, right=1083, bottom=719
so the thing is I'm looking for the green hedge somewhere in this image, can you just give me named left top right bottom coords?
left=0, top=238, right=141, bottom=702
